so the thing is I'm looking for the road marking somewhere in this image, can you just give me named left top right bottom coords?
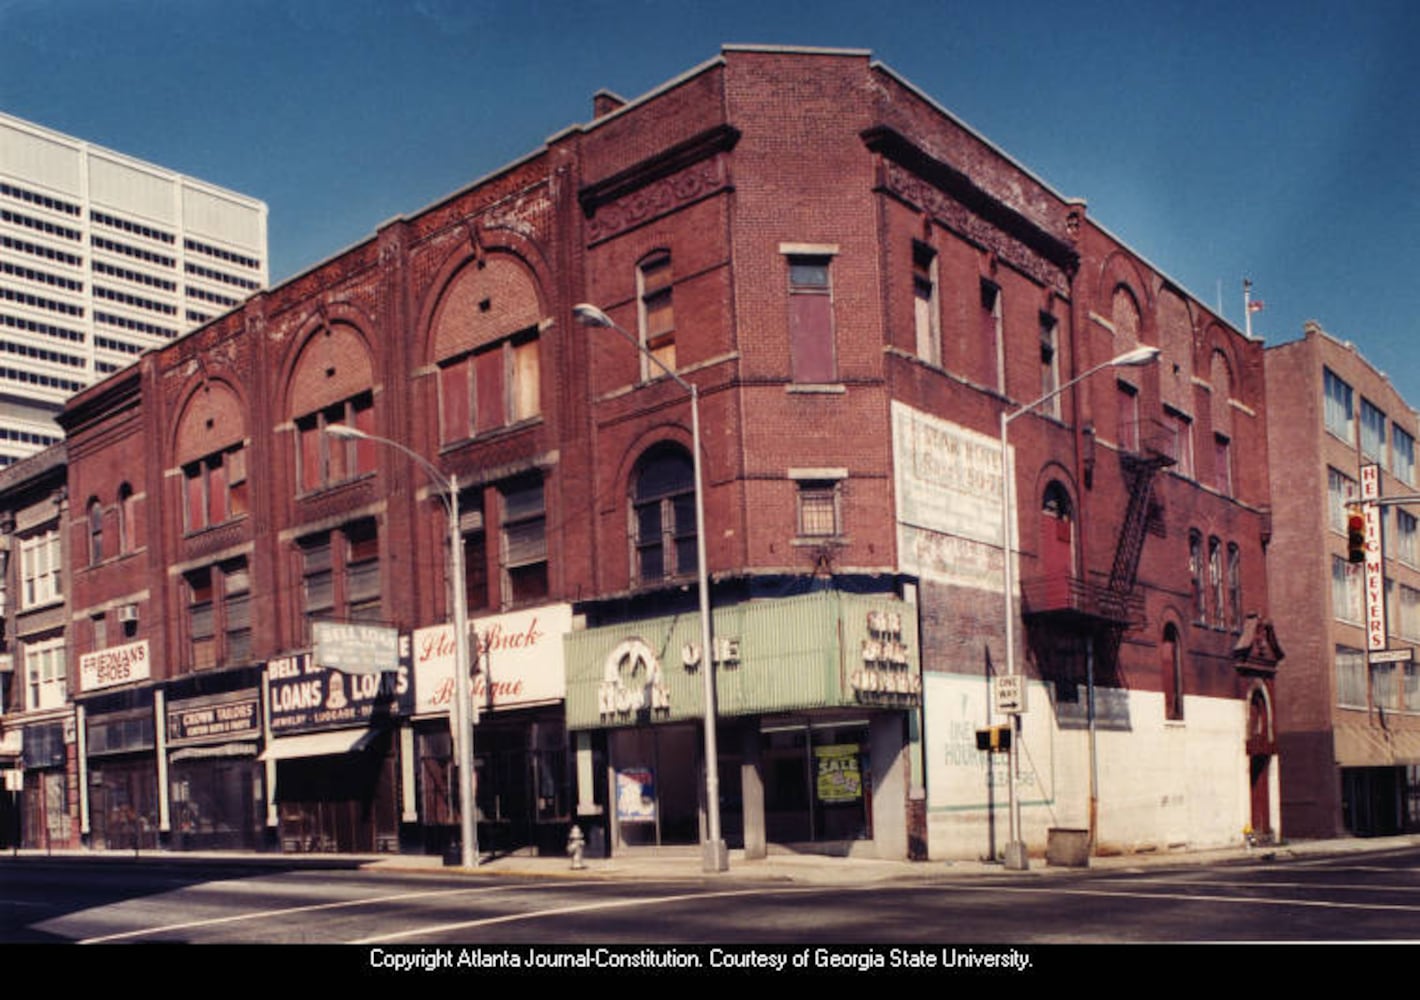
left=352, top=886, right=822, bottom=944
left=76, top=880, right=578, bottom=944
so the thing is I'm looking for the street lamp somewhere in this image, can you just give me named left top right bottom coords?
left=997, top=344, right=1160, bottom=871
left=574, top=302, right=729, bottom=873
left=323, top=424, right=479, bottom=869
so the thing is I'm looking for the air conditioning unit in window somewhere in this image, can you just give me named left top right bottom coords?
left=117, top=604, right=139, bottom=624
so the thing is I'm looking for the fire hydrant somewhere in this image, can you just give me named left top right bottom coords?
left=567, top=824, right=586, bottom=870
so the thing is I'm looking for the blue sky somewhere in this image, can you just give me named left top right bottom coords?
left=4, top=0, right=1417, bottom=402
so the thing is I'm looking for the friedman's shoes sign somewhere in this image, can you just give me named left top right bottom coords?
left=80, top=639, right=150, bottom=692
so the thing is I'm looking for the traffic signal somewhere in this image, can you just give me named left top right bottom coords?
left=976, top=724, right=1012, bottom=753
left=1347, top=511, right=1366, bottom=563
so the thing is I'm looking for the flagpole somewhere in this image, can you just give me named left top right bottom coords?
left=1244, top=278, right=1253, bottom=339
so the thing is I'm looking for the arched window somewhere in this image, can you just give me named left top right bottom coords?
left=1162, top=623, right=1184, bottom=720
left=88, top=498, right=103, bottom=566
left=633, top=446, right=697, bottom=584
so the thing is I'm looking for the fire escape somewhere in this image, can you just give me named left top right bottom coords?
left=1021, top=417, right=1176, bottom=629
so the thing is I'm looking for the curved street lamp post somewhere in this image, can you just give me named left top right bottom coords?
left=324, top=424, right=479, bottom=869
left=998, top=345, right=1160, bottom=870
left=574, top=302, right=729, bottom=873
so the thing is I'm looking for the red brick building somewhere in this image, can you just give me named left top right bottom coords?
left=1266, top=322, right=1420, bottom=838
left=9, top=45, right=1279, bottom=862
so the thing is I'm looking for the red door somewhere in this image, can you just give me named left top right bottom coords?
left=1040, top=506, right=1073, bottom=608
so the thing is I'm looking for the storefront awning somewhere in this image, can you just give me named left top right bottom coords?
left=1334, top=718, right=1420, bottom=767
left=170, top=742, right=259, bottom=762
left=258, top=729, right=381, bottom=762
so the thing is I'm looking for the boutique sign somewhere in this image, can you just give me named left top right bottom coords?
left=266, top=645, right=413, bottom=734
left=413, top=604, right=572, bottom=716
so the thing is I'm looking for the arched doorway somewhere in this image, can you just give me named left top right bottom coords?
left=1247, top=687, right=1275, bottom=839
left=1040, top=482, right=1074, bottom=607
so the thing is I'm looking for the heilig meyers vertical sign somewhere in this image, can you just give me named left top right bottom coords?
left=1361, top=464, right=1386, bottom=652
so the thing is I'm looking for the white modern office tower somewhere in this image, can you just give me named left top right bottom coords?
left=0, top=111, right=268, bottom=466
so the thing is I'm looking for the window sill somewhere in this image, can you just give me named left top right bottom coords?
left=182, top=514, right=250, bottom=540
left=440, top=416, right=544, bottom=453
left=786, top=383, right=846, bottom=395
left=791, top=536, right=848, bottom=547
left=296, top=471, right=377, bottom=501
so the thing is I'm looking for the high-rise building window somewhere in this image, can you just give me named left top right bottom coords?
left=1328, top=467, right=1359, bottom=533
left=1208, top=536, right=1224, bottom=628
left=24, top=637, right=66, bottom=712
left=1394, top=425, right=1416, bottom=485
left=1227, top=542, right=1242, bottom=631
left=1324, top=368, right=1355, bottom=444
left=797, top=480, right=841, bottom=538
left=1165, top=407, right=1194, bottom=477
left=88, top=498, right=103, bottom=565
left=1361, top=398, right=1387, bottom=462
left=1336, top=646, right=1367, bottom=708
left=1213, top=433, right=1233, bottom=496
left=1332, top=555, right=1363, bottom=624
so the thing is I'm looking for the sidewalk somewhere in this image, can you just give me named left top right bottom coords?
left=7, top=834, right=1417, bottom=885
left=366, top=832, right=1420, bottom=884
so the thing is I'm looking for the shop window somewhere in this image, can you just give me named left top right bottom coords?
left=439, top=331, right=540, bottom=444
left=638, top=252, right=675, bottom=378
left=183, top=444, right=248, bottom=532
left=184, top=559, right=252, bottom=671
left=633, top=446, right=697, bottom=584
left=24, top=637, right=66, bottom=712
left=788, top=255, right=836, bottom=383
left=913, top=242, right=939, bottom=366
left=20, top=529, right=61, bottom=608
left=299, top=519, right=380, bottom=641
left=295, top=391, right=376, bottom=493
left=500, top=476, right=547, bottom=606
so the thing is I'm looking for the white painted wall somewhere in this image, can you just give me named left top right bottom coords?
left=923, top=672, right=1251, bottom=861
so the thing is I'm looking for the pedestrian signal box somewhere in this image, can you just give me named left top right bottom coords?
left=976, top=725, right=1012, bottom=753
left=1347, top=512, right=1366, bottom=563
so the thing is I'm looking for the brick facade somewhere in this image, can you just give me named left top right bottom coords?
left=3, top=45, right=1280, bottom=860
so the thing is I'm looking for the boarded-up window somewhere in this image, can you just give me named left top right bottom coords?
left=789, top=257, right=835, bottom=383
left=639, top=252, right=675, bottom=377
